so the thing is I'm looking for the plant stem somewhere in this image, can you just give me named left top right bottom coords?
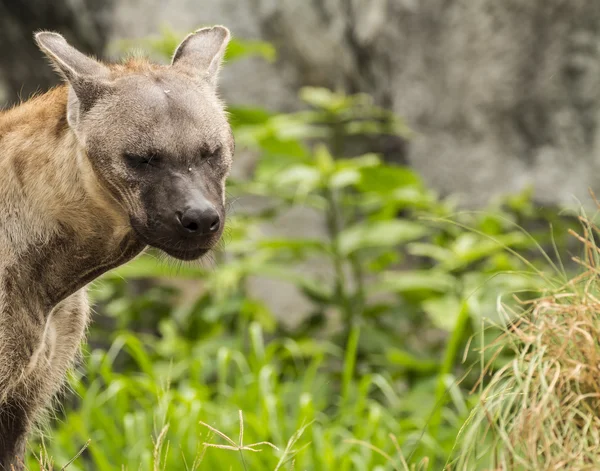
left=324, top=186, right=354, bottom=326
left=350, top=255, right=366, bottom=317
left=342, top=324, right=361, bottom=407
left=428, top=300, right=471, bottom=439
left=325, top=113, right=358, bottom=328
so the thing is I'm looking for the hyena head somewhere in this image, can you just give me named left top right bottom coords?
left=35, top=27, right=233, bottom=260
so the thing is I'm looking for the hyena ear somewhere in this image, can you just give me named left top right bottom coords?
left=171, top=26, right=230, bottom=88
left=35, top=32, right=111, bottom=129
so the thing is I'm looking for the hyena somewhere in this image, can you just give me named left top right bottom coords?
left=0, top=26, right=233, bottom=469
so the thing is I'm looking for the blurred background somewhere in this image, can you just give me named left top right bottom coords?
left=0, top=1, right=594, bottom=469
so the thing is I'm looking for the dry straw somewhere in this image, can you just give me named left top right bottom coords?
left=455, top=198, right=600, bottom=471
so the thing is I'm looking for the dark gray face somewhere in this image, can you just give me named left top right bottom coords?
left=35, top=26, right=233, bottom=260
left=84, top=73, right=233, bottom=260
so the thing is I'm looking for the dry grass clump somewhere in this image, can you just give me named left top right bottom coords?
left=455, top=214, right=600, bottom=471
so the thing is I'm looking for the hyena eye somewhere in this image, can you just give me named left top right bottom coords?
left=124, top=152, right=160, bottom=168
left=203, top=147, right=221, bottom=162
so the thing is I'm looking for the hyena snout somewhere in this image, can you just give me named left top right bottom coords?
left=131, top=192, right=224, bottom=260
left=175, top=201, right=221, bottom=236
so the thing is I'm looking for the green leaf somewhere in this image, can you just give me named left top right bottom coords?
left=423, top=295, right=463, bottom=331
left=300, top=283, right=334, bottom=304
left=338, top=220, right=429, bottom=255
left=386, top=348, right=439, bottom=374
left=258, top=238, right=329, bottom=256
left=270, top=113, right=329, bottom=140
left=299, top=87, right=350, bottom=112
left=358, top=165, right=423, bottom=194
left=315, top=145, right=335, bottom=175
left=345, top=119, right=411, bottom=138
left=335, top=153, right=381, bottom=170
left=240, top=299, right=277, bottom=332
left=225, top=38, right=276, bottom=62
left=276, top=165, right=322, bottom=193
left=378, top=270, right=457, bottom=294
left=228, top=106, right=272, bottom=127
left=444, top=232, right=531, bottom=270
left=407, top=243, right=454, bottom=264
left=256, top=137, right=309, bottom=162
left=329, top=168, right=361, bottom=189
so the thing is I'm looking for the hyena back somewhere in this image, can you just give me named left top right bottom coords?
left=0, top=26, right=233, bottom=469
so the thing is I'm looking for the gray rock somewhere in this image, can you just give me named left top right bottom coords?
left=5, top=0, right=598, bottom=207
left=247, top=0, right=600, bottom=207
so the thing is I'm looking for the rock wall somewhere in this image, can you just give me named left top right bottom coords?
left=248, top=0, right=600, bottom=206
left=3, top=0, right=600, bottom=206
left=0, top=0, right=111, bottom=103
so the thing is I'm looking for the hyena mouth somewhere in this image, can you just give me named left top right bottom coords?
left=154, top=243, right=211, bottom=261
left=130, top=224, right=214, bottom=261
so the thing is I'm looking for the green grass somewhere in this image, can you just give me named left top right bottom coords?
left=30, top=320, right=473, bottom=470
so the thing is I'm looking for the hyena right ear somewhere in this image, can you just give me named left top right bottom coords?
left=171, top=26, right=230, bottom=88
left=35, top=32, right=111, bottom=129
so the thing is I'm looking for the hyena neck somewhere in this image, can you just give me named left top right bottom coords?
left=0, top=86, right=145, bottom=311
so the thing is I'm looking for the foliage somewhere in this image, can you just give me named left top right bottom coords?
left=454, top=216, right=600, bottom=470
left=28, top=30, right=578, bottom=470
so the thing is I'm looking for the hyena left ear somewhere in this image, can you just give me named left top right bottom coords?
left=35, top=32, right=111, bottom=132
left=171, top=26, right=231, bottom=88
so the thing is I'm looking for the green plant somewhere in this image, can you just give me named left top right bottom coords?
left=32, top=321, right=451, bottom=470
left=28, top=28, right=579, bottom=470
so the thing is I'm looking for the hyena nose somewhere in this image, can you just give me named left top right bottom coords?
left=177, top=206, right=221, bottom=235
